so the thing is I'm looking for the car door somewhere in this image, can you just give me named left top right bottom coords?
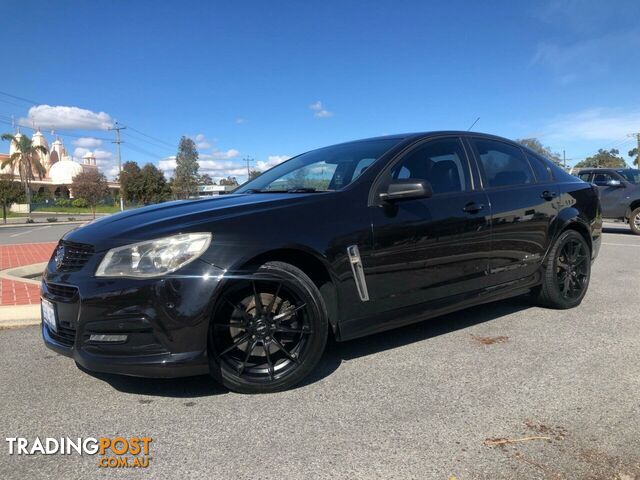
left=367, top=136, right=491, bottom=312
left=467, top=137, right=558, bottom=286
left=592, top=171, right=627, bottom=217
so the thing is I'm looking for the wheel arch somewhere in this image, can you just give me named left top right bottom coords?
left=229, top=247, right=341, bottom=338
left=626, top=199, right=640, bottom=218
left=549, top=209, right=593, bottom=258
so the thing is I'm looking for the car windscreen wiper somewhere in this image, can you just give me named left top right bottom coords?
left=243, top=189, right=288, bottom=193
left=243, top=188, right=330, bottom=194
left=285, top=188, right=329, bottom=193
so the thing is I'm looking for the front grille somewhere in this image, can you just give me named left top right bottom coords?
left=48, top=323, right=76, bottom=347
left=55, top=241, right=94, bottom=271
left=46, top=283, right=78, bottom=301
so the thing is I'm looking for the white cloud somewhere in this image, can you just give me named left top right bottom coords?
left=21, top=105, right=113, bottom=130
left=541, top=108, right=640, bottom=142
left=158, top=153, right=290, bottom=182
left=72, top=147, right=90, bottom=160
left=194, top=133, right=211, bottom=149
left=209, top=148, right=240, bottom=160
left=256, top=155, right=290, bottom=171
left=235, top=117, right=246, bottom=124
left=309, top=100, right=333, bottom=118
left=158, top=156, right=177, bottom=172
left=72, top=137, right=102, bottom=148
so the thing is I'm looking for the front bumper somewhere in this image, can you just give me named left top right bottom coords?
left=41, top=256, right=225, bottom=378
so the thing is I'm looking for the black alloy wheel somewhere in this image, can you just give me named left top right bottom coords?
left=208, top=261, right=328, bottom=393
left=534, top=230, right=591, bottom=309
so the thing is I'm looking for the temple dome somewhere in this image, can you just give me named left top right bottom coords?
left=49, top=156, right=83, bottom=184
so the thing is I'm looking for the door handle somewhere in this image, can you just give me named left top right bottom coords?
left=540, top=190, right=557, bottom=200
left=462, top=202, right=485, bottom=213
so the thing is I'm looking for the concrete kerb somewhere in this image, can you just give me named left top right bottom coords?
left=0, top=221, right=89, bottom=229
left=0, top=262, right=47, bottom=286
left=0, top=262, right=46, bottom=328
left=0, top=305, right=41, bottom=329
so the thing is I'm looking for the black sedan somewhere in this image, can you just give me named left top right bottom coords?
left=42, top=131, right=602, bottom=393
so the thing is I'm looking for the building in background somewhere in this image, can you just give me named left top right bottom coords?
left=0, top=129, right=119, bottom=200
left=197, top=184, right=235, bottom=196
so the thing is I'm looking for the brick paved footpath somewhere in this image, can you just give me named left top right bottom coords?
left=0, top=243, right=57, bottom=306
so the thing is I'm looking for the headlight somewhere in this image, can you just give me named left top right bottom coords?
left=95, top=232, right=212, bottom=278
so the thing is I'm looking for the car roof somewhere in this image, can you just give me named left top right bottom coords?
left=337, top=130, right=518, bottom=145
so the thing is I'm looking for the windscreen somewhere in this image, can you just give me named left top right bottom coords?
left=235, top=138, right=402, bottom=193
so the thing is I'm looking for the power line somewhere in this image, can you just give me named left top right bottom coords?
left=126, top=126, right=176, bottom=149
left=0, top=90, right=41, bottom=106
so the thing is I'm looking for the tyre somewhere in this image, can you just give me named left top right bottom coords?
left=208, top=261, right=328, bottom=393
left=629, top=207, right=640, bottom=235
left=534, top=230, right=591, bottom=309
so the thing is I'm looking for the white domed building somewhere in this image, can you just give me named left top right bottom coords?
left=0, top=129, right=119, bottom=206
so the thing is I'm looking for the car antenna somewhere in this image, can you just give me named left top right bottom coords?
left=467, top=117, right=480, bottom=131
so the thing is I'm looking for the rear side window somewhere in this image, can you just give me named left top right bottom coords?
left=527, top=153, right=552, bottom=183
left=472, top=139, right=534, bottom=188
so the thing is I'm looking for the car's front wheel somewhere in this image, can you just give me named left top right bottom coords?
left=629, top=207, right=640, bottom=235
left=534, top=230, right=591, bottom=309
left=208, top=261, right=328, bottom=393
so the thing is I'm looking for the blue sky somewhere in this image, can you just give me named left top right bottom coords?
left=1, top=0, right=639, bottom=180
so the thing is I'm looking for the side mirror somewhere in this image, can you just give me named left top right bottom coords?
left=379, top=179, right=433, bottom=202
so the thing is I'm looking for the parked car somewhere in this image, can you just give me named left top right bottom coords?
left=574, top=168, right=640, bottom=235
left=42, top=132, right=602, bottom=393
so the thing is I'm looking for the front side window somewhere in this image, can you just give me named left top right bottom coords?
left=593, top=172, right=615, bottom=185
left=578, top=172, right=592, bottom=182
left=389, top=138, right=470, bottom=195
left=617, top=169, right=640, bottom=184
left=472, top=139, right=534, bottom=188
left=235, top=139, right=402, bottom=193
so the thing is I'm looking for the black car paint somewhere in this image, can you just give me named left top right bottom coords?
left=42, top=132, right=602, bottom=378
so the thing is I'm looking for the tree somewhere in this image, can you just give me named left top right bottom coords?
left=0, top=133, right=47, bottom=204
left=139, top=163, right=170, bottom=204
left=516, top=138, right=562, bottom=165
left=199, top=173, right=215, bottom=185
left=248, top=169, right=262, bottom=180
left=629, top=147, right=639, bottom=167
left=119, top=161, right=142, bottom=204
left=574, top=148, right=626, bottom=169
left=219, top=176, right=239, bottom=186
left=172, top=136, right=200, bottom=199
left=71, top=170, right=110, bottom=218
left=0, top=174, right=23, bottom=224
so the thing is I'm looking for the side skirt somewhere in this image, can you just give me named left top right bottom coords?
left=337, top=271, right=541, bottom=341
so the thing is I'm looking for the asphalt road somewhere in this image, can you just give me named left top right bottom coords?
left=0, top=223, right=78, bottom=244
left=1, top=225, right=639, bottom=479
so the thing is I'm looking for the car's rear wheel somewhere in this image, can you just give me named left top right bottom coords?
left=534, top=230, right=591, bottom=309
left=629, top=207, right=640, bottom=235
left=208, top=261, right=328, bottom=393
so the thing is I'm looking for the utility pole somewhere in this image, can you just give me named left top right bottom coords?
left=109, top=121, right=126, bottom=211
left=563, top=150, right=566, bottom=169
left=243, top=156, right=254, bottom=180
left=636, top=133, right=640, bottom=168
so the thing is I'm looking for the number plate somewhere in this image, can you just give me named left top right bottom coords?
left=41, top=298, right=57, bottom=332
